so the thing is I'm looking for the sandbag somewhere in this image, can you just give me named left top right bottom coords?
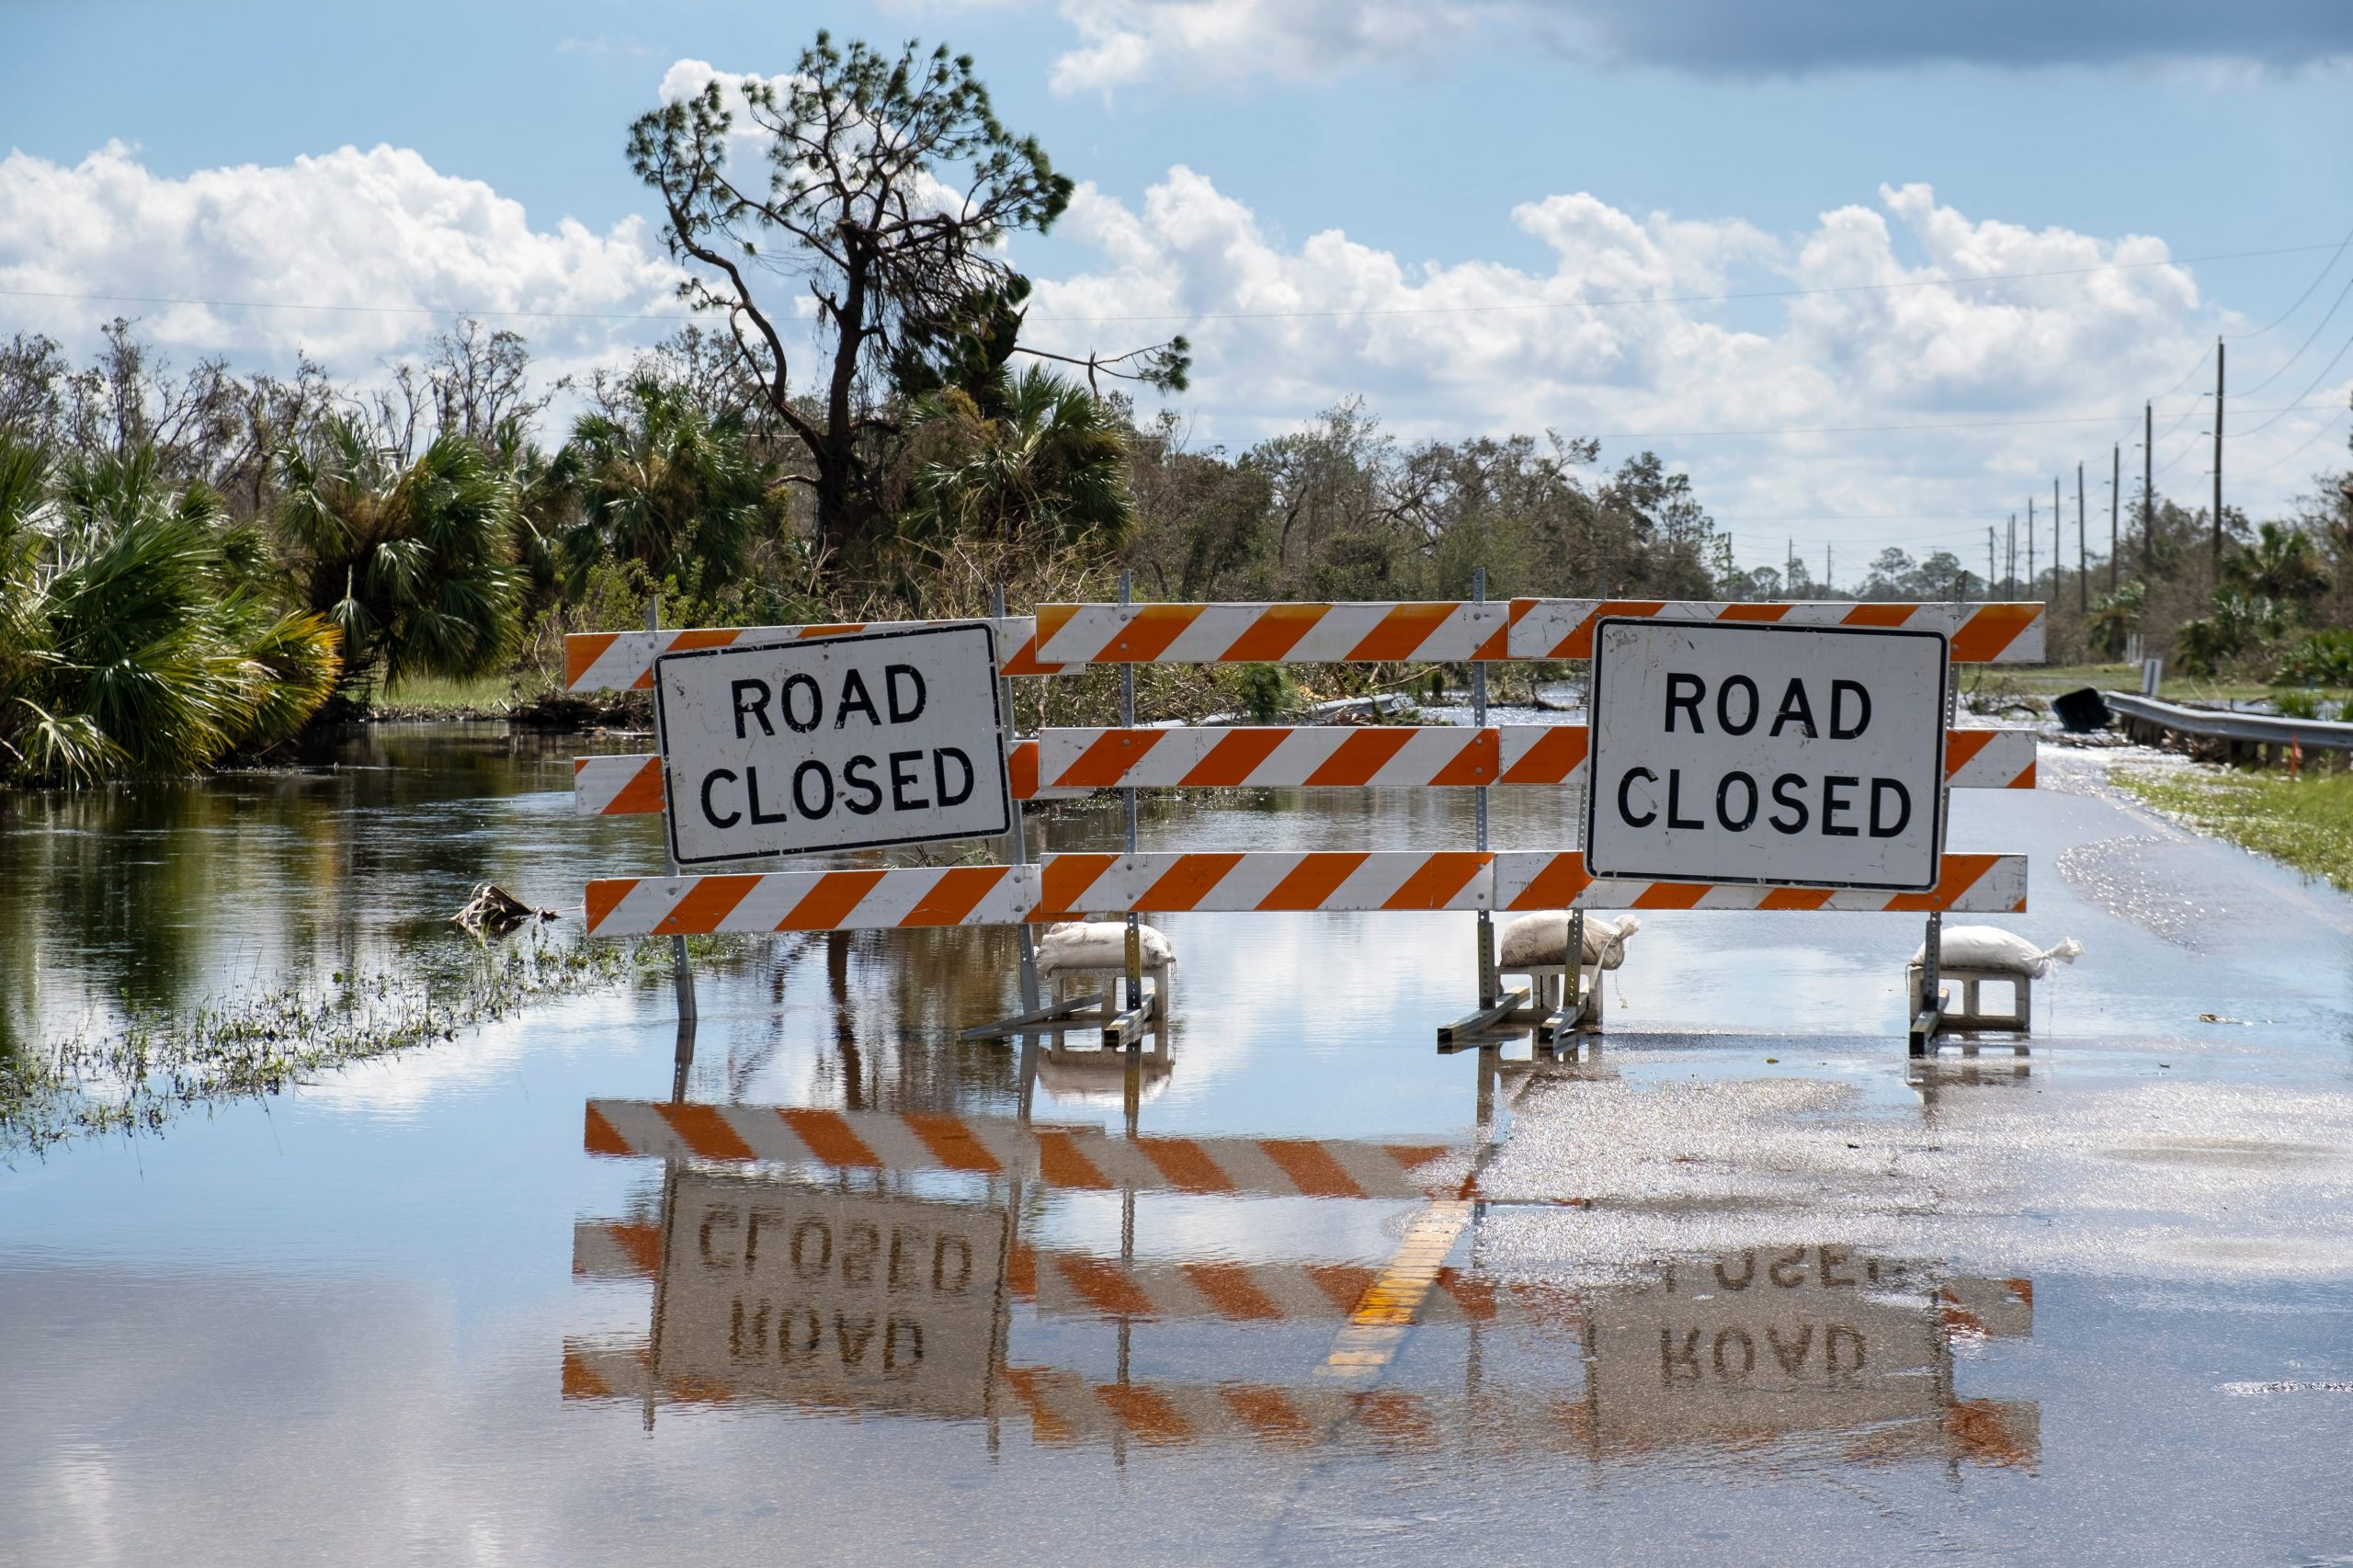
left=1037, top=921, right=1176, bottom=973
left=1497, top=911, right=1641, bottom=971
left=1910, top=925, right=2083, bottom=977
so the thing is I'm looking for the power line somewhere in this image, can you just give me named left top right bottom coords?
left=2226, top=222, right=2353, bottom=340
left=2231, top=267, right=2353, bottom=399
left=2237, top=405, right=2353, bottom=478
left=4, top=238, right=2347, bottom=327
left=1590, top=398, right=2333, bottom=442
left=2232, top=331, right=2353, bottom=439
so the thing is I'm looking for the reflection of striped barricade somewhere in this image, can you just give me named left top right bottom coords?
left=583, top=1100, right=1455, bottom=1200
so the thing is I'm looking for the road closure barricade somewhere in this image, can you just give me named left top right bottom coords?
left=564, top=596, right=2044, bottom=1053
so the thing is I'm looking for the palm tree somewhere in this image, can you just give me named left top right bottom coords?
left=0, top=438, right=340, bottom=785
left=274, top=420, right=523, bottom=695
left=2222, top=521, right=2328, bottom=615
left=904, top=367, right=1133, bottom=554
left=552, top=378, right=779, bottom=595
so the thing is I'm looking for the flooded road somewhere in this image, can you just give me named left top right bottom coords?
left=5, top=728, right=2353, bottom=1564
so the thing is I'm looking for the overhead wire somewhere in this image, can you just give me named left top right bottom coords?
left=2232, top=268, right=2353, bottom=399
left=2237, top=407, right=2353, bottom=479
left=2225, top=222, right=2353, bottom=340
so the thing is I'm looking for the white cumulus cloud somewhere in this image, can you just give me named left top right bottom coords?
left=0, top=141, right=682, bottom=388
left=1025, top=171, right=2351, bottom=565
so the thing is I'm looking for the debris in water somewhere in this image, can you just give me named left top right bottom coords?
left=454, top=882, right=553, bottom=937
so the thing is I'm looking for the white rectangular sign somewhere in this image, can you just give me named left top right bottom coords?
left=655, top=623, right=1012, bottom=865
left=1584, top=619, right=1948, bottom=892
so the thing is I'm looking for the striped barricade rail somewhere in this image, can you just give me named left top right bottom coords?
left=561, top=599, right=2046, bottom=692
left=1026, top=598, right=2045, bottom=667
left=582, top=849, right=2029, bottom=934
left=563, top=615, right=1063, bottom=693
left=574, top=726, right=2032, bottom=815
left=1492, top=849, right=2028, bottom=914
left=582, top=1100, right=1453, bottom=1200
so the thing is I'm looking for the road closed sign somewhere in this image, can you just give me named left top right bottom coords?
left=1585, top=619, right=1948, bottom=892
left=654, top=623, right=1012, bottom=865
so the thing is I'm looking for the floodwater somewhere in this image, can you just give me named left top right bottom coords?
left=5, top=724, right=2353, bottom=1565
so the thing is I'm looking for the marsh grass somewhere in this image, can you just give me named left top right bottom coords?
left=2118, top=764, right=2353, bottom=892
left=1, top=928, right=741, bottom=1155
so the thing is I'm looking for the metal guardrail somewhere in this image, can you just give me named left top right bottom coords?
left=2105, top=691, right=2353, bottom=752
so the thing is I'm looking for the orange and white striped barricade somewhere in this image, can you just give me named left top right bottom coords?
left=562, top=597, right=2046, bottom=1053
left=576, top=725, right=2031, bottom=812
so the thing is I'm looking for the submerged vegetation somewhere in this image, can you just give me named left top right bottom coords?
left=0, top=928, right=737, bottom=1155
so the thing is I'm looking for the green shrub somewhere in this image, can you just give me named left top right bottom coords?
left=2274, top=629, right=2353, bottom=688
left=1234, top=663, right=1296, bottom=722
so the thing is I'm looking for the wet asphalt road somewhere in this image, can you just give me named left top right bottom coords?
left=3, top=732, right=2351, bottom=1565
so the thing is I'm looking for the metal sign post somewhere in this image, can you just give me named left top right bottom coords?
left=648, top=598, right=698, bottom=1028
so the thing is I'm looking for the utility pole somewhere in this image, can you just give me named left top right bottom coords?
left=2076, top=463, right=2087, bottom=614
left=1826, top=542, right=1834, bottom=595
left=2143, top=401, right=2154, bottom=573
left=2007, top=514, right=2017, bottom=594
left=2028, top=497, right=2036, bottom=595
left=2052, top=476, right=2062, bottom=608
left=1988, top=528, right=1997, bottom=598
left=2212, top=335, right=2225, bottom=574
left=2110, top=443, right=2120, bottom=592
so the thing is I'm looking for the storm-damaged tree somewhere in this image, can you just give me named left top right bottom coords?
left=625, top=32, right=1185, bottom=573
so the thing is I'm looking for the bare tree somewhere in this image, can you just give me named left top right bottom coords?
left=627, top=33, right=1076, bottom=563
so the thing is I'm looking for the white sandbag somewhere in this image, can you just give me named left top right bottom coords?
left=1497, top=911, right=1641, bottom=971
left=1909, top=925, right=2083, bottom=978
left=1037, top=921, right=1175, bottom=973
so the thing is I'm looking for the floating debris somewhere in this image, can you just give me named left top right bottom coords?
left=454, top=882, right=553, bottom=937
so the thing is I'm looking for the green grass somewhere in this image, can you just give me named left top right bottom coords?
left=373, top=672, right=545, bottom=718
left=2117, top=764, right=2353, bottom=892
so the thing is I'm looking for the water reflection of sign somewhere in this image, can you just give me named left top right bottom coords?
left=653, top=1175, right=1006, bottom=1418
left=1586, top=619, right=1948, bottom=892
left=1583, top=1248, right=2034, bottom=1461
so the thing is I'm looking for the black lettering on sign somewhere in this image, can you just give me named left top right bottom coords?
left=779, top=1302, right=823, bottom=1364
left=841, top=1222, right=881, bottom=1286
left=1768, top=774, right=1809, bottom=834
left=700, top=768, right=741, bottom=830
left=1768, top=1324, right=1813, bottom=1375
left=1665, top=672, right=1705, bottom=733
left=699, top=1208, right=740, bottom=1268
left=889, top=750, right=927, bottom=812
left=835, top=1312, right=878, bottom=1370
left=746, top=765, right=791, bottom=826
left=1830, top=678, right=1870, bottom=739
left=744, top=1208, right=776, bottom=1271
left=842, top=756, right=882, bottom=815
left=792, top=759, right=835, bottom=819
left=885, top=664, right=926, bottom=723
left=1618, top=767, right=1658, bottom=828
left=835, top=668, right=881, bottom=729
left=1716, top=675, right=1759, bottom=735
left=781, top=673, right=823, bottom=733
left=934, top=748, right=975, bottom=809
left=1713, top=1327, right=1756, bottom=1378
left=886, top=1228, right=920, bottom=1293
left=1715, top=770, right=1758, bottom=832
left=1715, top=1252, right=1756, bottom=1290
left=883, top=1315, right=924, bottom=1377
left=1821, top=776, right=1859, bottom=837
left=1768, top=1247, right=1811, bottom=1289
left=1666, top=768, right=1703, bottom=830
left=1660, top=1328, right=1702, bottom=1385
left=790, top=1217, right=832, bottom=1281
left=1770, top=678, right=1817, bottom=738
left=1869, top=779, right=1912, bottom=838
left=1816, top=1244, right=1859, bottom=1289
left=1825, top=1325, right=1866, bottom=1373
left=934, top=1234, right=973, bottom=1294
left=731, top=1298, right=765, bottom=1362
left=732, top=679, right=775, bottom=739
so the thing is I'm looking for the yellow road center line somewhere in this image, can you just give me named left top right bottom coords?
left=1317, top=1199, right=1474, bottom=1383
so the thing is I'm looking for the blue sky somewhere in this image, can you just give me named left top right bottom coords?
left=5, top=0, right=2351, bottom=574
